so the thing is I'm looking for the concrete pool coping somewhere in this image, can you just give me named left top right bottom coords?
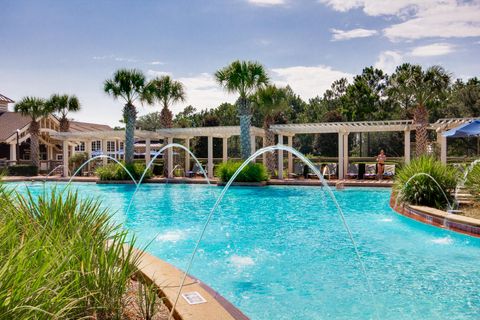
left=1, top=175, right=393, bottom=187
left=390, top=196, right=480, bottom=237
left=131, top=246, right=249, bottom=320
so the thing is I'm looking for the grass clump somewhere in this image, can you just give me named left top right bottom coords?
left=465, top=162, right=480, bottom=201
left=394, top=156, right=458, bottom=209
left=216, top=161, right=269, bottom=183
left=96, top=162, right=153, bottom=181
left=0, top=185, right=142, bottom=319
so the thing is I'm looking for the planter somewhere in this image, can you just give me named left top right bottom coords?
left=217, top=181, right=267, bottom=187
left=96, top=180, right=136, bottom=184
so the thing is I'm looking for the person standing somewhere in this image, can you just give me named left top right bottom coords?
left=376, top=149, right=386, bottom=180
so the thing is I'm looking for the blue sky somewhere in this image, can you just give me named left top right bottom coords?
left=1, top=0, right=479, bottom=126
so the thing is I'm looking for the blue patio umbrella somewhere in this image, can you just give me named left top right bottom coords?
left=443, top=120, right=480, bottom=138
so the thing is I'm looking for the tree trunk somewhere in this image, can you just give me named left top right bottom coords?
left=414, top=104, right=429, bottom=157
left=264, top=116, right=276, bottom=174
left=29, top=120, right=40, bottom=168
left=160, top=105, right=174, bottom=176
left=123, top=103, right=137, bottom=165
left=238, top=97, right=251, bottom=160
left=59, top=117, right=69, bottom=132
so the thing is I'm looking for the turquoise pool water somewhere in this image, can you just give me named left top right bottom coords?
left=8, top=182, right=480, bottom=319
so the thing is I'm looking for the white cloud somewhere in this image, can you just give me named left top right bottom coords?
left=149, top=61, right=164, bottom=65
left=92, top=54, right=137, bottom=62
left=319, top=0, right=480, bottom=41
left=146, top=70, right=171, bottom=78
left=410, top=43, right=456, bottom=57
left=271, top=65, right=353, bottom=100
left=330, top=28, right=378, bottom=41
left=176, top=73, right=236, bottom=112
left=374, top=51, right=403, bottom=74
left=247, top=0, right=285, bottom=6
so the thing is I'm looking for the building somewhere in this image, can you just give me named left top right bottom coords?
left=0, top=93, right=114, bottom=171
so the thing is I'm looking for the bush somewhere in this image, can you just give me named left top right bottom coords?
left=0, top=186, right=141, bottom=319
left=394, top=156, right=458, bottom=209
left=95, top=162, right=153, bottom=181
left=69, top=152, right=88, bottom=174
left=216, top=161, right=269, bottom=182
left=7, top=164, right=38, bottom=176
left=465, top=163, right=480, bottom=201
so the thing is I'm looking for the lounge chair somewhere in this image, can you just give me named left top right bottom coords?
left=323, top=163, right=337, bottom=180
left=307, top=164, right=322, bottom=179
left=364, top=164, right=377, bottom=179
left=346, top=163, right=359, bottom=179
left=383, top=164, right=395, bottom=179
left=186, top=163, right=205, bottom=178
left=289, top=162, right=305, bottom=179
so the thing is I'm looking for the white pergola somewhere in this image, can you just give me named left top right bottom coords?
left=156, top=126, right=266, bottom=178
left=270, top=120, right=414, bottom=179
left=52, top=118, right=478, bottom=179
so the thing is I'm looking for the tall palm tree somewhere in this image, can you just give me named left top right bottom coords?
left=149, top=75, right=186, bottom=128
left=252, top=85, right=289, bottom=173
left=149, top=75, right=186, bottom=175
left=215, top=60, right=269, bottom=159
left=104, top=69, right=153, bottom=164
left=14, top=97, right=51, bottom=167
left=47, top=94, right=81, bottom=132
left=388, top=64, right=450, bottom=156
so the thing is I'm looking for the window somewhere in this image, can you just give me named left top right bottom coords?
left=107, top=141, right=116, bottom=153
left=75, top=142, right=85, bottom=152
left=91, top=140, right=101, bottom=152
left=119, top=142, right=124, bottom=150
left=56, top=154, right=63, bottom=161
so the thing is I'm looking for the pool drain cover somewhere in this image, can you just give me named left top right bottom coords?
left=182, top=291, right=207, bottom=305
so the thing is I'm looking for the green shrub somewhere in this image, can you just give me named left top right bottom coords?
left=69, top=152, right=88, bottom=174
left=216, top=161, right=269, bottom=182
left=394, top=156, right=458, bottom=209
left=95, top=162, right=153, bottom=181
left=0, top=186, right=141, bottom=319
left=465, top=163, right=480, bottom=201
left=7, top=164, right=38, bottom=176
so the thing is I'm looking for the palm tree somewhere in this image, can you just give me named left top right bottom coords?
left=149, top=75, right=186, bottom=175
left=47, top=94, right=81, bottom=132
left=215, top=60, right=269, bottom=159
left=104, top=69, right=153, bottom=164
left=388, top=64, right=450, bottom=157
left=149, top=75, right=186, bottom=128
left=14, top=97, right=51, bottom=167
left=251, top=85, right=289, bottom=173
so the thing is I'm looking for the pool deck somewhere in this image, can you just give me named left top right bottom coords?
left=2, top=175, right=394, bottom=187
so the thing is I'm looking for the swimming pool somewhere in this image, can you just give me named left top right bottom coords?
left=9, top=182, right=480, bottom=319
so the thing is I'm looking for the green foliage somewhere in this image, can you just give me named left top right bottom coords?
left=95, top=162, right=153, bottom=181
left=0, top=187, right=141, bottom=319
left=69, top=152, right=88, bottom=174
left=216, top=161, right=269, bottom=182
left=394, top=156, right=458, bottom=209
left=7, top=164, right=38, bottom=176
left=465, top=163, right=480, bottom=201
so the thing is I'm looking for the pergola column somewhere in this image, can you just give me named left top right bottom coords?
left=222, top=136, right=228, bottom=163
left=250, top=135, right=256, bottom=156
left=207, top=136, right=213, bottom=178
left=101, top=139, right=108, bottom=166
left=167, top=137, right=173, bottom=178
left=343, top=132, right=348, bottom=178
left=439, top=132, right=447, bottom=164
left=338, top=132, right=344, bottom=179
left=62, top=140, right=69, bottom=177
left=278, top=134, right=284, bottom=179
left=404, top=129, right=411, bottom=164
left=9, top=143, right=16, bottom=162
left=185, top=137, right=191, bottom=171
left=287, top=135, right=293, bottom=177
left=145, top=138, right=151, bottom=165
left=262, top=136, right=267, bottom=166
